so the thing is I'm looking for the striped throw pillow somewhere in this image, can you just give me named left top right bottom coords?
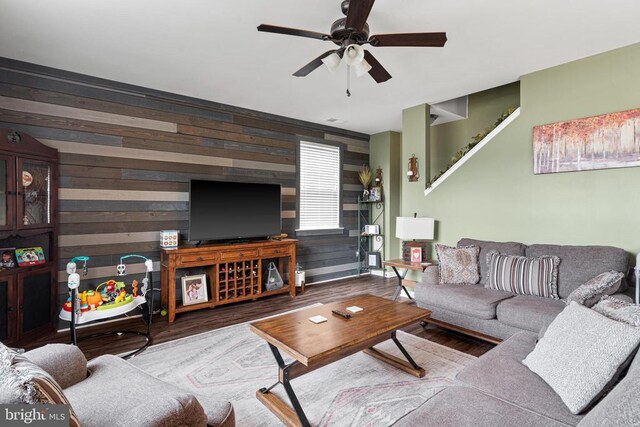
left=486, top=250, right=560, bottom=299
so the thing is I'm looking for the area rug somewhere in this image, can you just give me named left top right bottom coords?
left=129, top=305, right=477, bottom=426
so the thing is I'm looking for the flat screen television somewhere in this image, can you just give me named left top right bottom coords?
left=189, top=180, right=281, bottom=243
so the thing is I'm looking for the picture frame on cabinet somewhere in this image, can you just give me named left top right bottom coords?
left=0, top=248, right=16, bottom=269
left=181, top=274, right=208, bottom=306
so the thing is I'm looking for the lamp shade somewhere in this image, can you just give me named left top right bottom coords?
left=353, top=59, right=372, bottom=77
left=344, top=44, right=365, bottom=66
left=396, top=217, right=435, bottom=240
left=321, top=52, right=342, bottom=72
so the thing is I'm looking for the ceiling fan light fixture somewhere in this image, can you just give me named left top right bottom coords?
left=353, top=59, right=372, bottom=77
left=343, top=44, right=365, bottom=66
left=321, top=52, right=342, bottom=72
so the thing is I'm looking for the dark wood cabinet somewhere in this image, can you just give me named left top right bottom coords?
left=0, top=129, right=58, bottom=346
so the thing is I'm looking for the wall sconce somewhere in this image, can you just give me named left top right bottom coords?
left=407, top=154, right=419, bottom=182
left=375, top=166, right=383, bottom=186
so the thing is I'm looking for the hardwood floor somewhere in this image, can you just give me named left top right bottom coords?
left=30, top=274, right=495, bottom=360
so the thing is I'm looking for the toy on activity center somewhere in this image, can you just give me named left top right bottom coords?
left=62, top=254, right=153, bottom=315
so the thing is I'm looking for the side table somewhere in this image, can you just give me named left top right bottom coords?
left=383, top=258, right=435, bottom=300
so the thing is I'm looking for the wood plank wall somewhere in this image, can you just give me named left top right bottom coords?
left=0, top=59, right=370, bottom=324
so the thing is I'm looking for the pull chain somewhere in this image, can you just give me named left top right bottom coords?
left=346, top=65, right=351, bottom=97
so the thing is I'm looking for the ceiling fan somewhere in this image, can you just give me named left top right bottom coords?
left=257, top=0, right=447, bottom=84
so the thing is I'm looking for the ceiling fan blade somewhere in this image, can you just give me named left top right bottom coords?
left=363, top=51, right=391, bottom=83
left=258, top=24, right=330, bottom=41
left=345, top=0, right=375, bottom=31
left=370, top=32, right=447, bottom=47
left=293, top=50, right=340, bottom=77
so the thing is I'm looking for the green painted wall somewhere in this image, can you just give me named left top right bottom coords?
left=417, top=43, right=640, bottom=260
left=430, top=82, right=520, bottom=179
left=369, top=131, right=402, bottom=261
left=401, top=104, right=431, bottom=216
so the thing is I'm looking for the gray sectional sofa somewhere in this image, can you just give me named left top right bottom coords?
left=394, top=330, right=640, bottom=426
left=416, top=238, right=631, bottom=342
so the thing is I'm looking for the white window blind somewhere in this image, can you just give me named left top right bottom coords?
left=299, top=141, right=341, bottom=230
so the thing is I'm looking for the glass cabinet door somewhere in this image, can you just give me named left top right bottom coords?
left=17, top=158, right=52, bottom=229
left=0, top=155, right=14, bottom=231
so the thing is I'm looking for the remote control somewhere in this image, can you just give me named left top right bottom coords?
left=331, top=309, right=352, bottom=319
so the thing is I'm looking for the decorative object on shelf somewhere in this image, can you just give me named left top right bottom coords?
left=21, top=171, right=33, bottom=187
left=182, top=274, right=208, bottom=306
left=7, top=130, right=21, bottom=144
left=295, top=263, right=305, bottom=288
left=266, top=262, right=284, bottom=291
left=407, top=154, right=419, bottom=182
left=369, top=186, right=382, bottom=202
left=396, top=215, right=435, bottom=262
left=364, top=224, right=380, bottom=235
left=358, top=165, right=372, bottom=199
left=14, top=246, right=46, bottom=267
left=411, top=247, right=422, bottom=263
left=160, top=230, right=179, bottom=250
left=0, top=247, right=16, bottom=269
left=367, top=251, right=382, bottom=268
left=427, top=108, right=516, bottom=189
left=533, top=108, right=640, bottom=175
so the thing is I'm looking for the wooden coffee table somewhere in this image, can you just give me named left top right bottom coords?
left=249, top=294, right=432, bottom=427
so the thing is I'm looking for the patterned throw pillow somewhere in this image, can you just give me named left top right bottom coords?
left=592, top=295, right=640, bottom=327
left=485, top=251, right=560, bottom=299
left=523, top=302, right=640, bottom=414
left=436, top=244, right=480, bottom=285
left=0, top=343, right=81, bottom=427
left=565, top=271, right=624, bottom=307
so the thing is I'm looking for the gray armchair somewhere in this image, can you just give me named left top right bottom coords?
left=25, top=344, right=234, bottom=427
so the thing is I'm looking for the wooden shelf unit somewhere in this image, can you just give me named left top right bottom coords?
left=161, top=239, right=299, bottom=323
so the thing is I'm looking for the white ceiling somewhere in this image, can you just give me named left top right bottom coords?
left=1, top=0, right=639, bottom=134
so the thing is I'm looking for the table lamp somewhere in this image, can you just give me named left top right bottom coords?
left=396, top=216, right=435, bottom=262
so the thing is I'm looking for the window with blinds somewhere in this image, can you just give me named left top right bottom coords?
left=298, top=141, right=341, bottom=230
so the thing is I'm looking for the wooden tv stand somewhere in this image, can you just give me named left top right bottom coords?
left=160, top=239, right=299, bottom=323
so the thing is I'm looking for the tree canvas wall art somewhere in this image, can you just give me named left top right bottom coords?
left=533, top=108, right=640, bottom=174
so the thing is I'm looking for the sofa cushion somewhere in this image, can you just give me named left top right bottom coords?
left=197, top=394, right=236, bottom=427
left=458, top=238, right=527, bottom=285
left=436, top=244, right=480, bottom=284
left=114, top=394, right=208, bottom=427
left=486, top=251, right=560, bottom=299
left=394, top=386, right=568, bottom=427
left=592, top=295, right=640, bottom=326
left=419, top=282, right=514, bottom=320
left=525, top=244, right=629, bottom=298
left=25, top=344, right=88, bottom=389
left=523, top=302, right=640, bottom=414
left=456, top=332, right=583, bottom=426
left=65, top=354, right=214, bottom=427
left=578, top=350, right=640, bottom=426
left=565, top=271, right=624, bottom=307
left=497, top=295, right=566, bottom=333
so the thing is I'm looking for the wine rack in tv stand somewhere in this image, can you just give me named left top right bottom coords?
left=160, top=239, right=299, bottom=323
